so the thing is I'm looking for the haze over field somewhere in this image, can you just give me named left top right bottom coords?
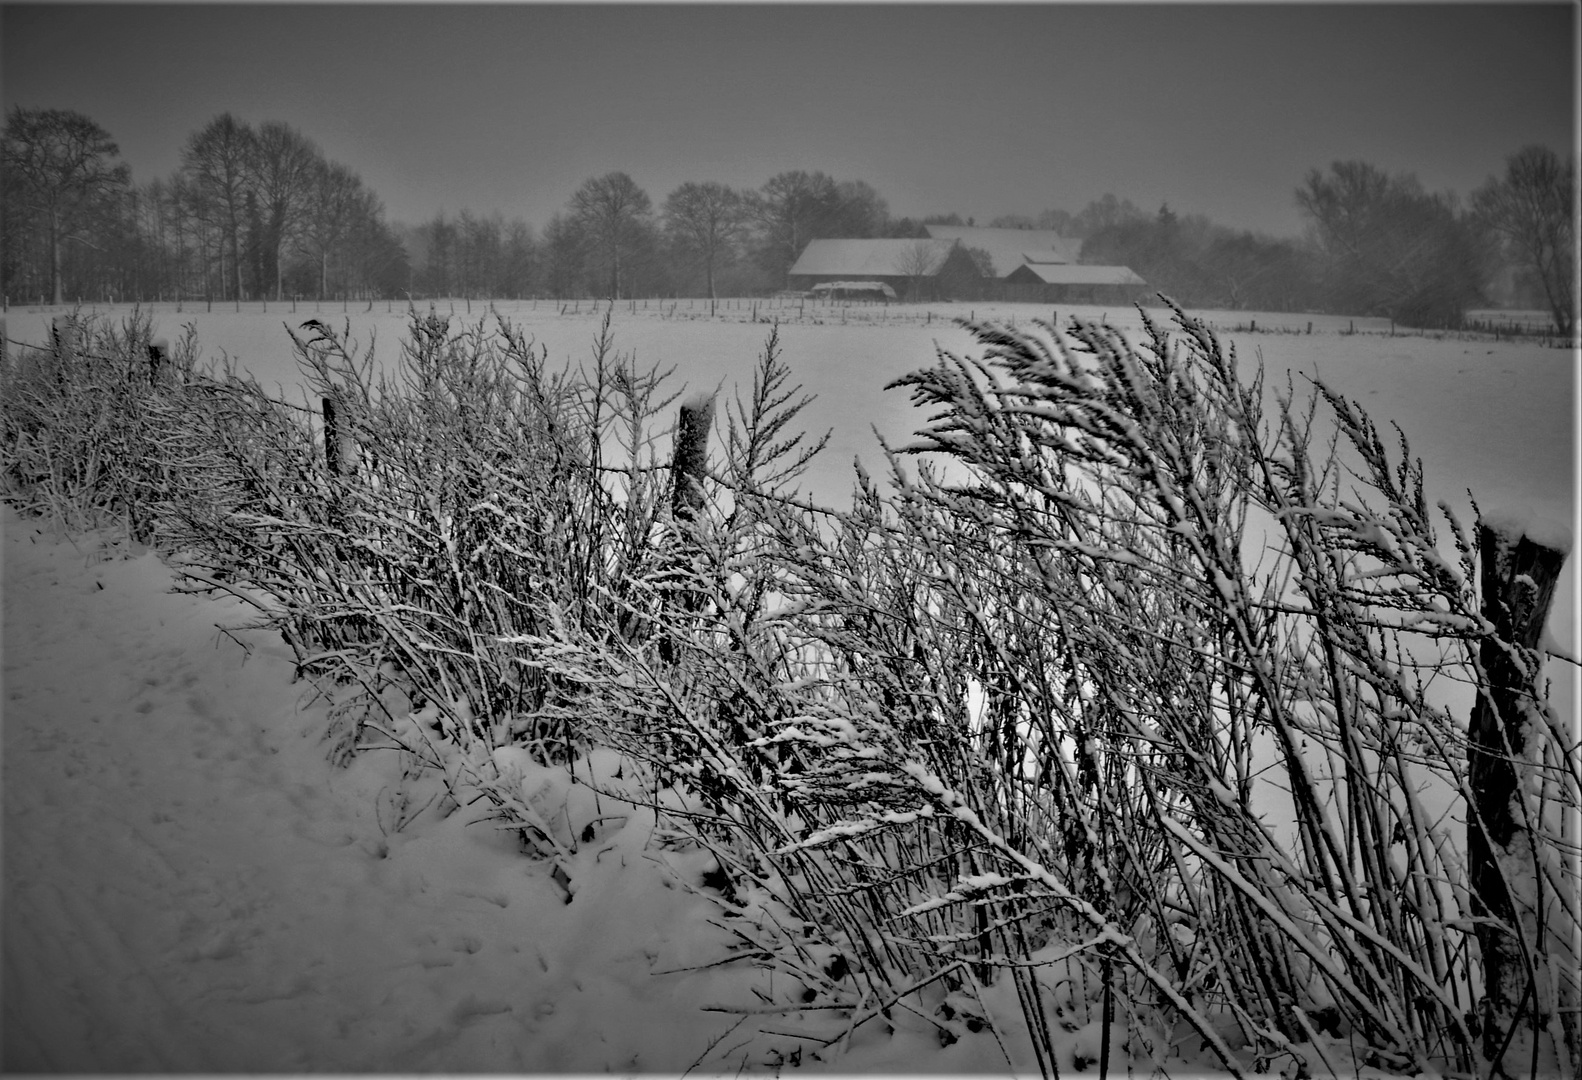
left=2, top=3, right=1574, bottom=237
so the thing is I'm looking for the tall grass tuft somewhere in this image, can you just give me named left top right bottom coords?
left=542, top=304, right=1575, bottom=1077
left=1, top=307, right=198, bottom=538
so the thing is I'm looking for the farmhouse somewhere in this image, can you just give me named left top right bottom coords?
left=923, top=225, right=1081, bottom=280
left=1001, top=261, right=1150, bottom=304
left=923, top=224, right=1148, bottom=303
left=788, top=238, right=983, bottom=301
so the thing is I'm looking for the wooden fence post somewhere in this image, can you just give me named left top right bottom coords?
left=656, top=392, right=718, bottom=661
left=322, top=391, right=358, bottom=481
left=50, top=316, right=79, bottom=382
left=671, top=392, right=715, bottom=522
left=147, top=338, right=169, bottom=386
left=1467, top=520, right=1574, bottom=1073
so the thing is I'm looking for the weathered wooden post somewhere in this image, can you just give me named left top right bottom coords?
left=50, top=315, right=79, bottom=391
left=146, top=338, right=169, bottom=386
left=322, top=391, right=358, bottom=484
left=51, top=315, right=78, bottom=359
left=1467, top=519, right=1574, bottom=1073
left=655, top=392, right=717, bottom=661
left=671, top=392, right=715, bottom=522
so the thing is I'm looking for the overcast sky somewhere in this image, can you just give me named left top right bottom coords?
left=3, top=3, right=1575, bottom=239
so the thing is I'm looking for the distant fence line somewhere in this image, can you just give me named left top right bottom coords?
left=0, top=292, right=1566, bottom=345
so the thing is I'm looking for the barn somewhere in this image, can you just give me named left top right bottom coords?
left=788, top=238, right=983, bottom=301
left=922, top=225, right=1081, bottom=280
left=923, top=224, right=1148, bottom=303
left=1001, top=261, right=1150, bottom=304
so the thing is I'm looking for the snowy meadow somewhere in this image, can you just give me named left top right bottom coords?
left=2, top=299, right=1576, bottom=1076
left=4, top=297, right=1571, bottom=523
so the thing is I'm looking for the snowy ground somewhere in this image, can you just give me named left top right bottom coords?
left=2, top=301, right=1576, bottom=1072
left=1, top=509, right=713, bottom=1071
left=3, top=506, right=1045, bottom=1073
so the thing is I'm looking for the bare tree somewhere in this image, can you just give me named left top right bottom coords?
left=751, top=170, right=839, bottom=286
left=831, top=179, right=889, bottom=238
left=248, top=121, right=321, bottom=302
left=1299, top=160, right=1488, bottom=327
left=299, top=160, right=364, bottom=300
left=893, top=238, right=947, bottom=300
left=1474, top=145, right=1577, bottom=337
left=663, top=181, right=747, bottom=299
left=340, top=198, right=405, bottom=299
left=501, top=218, right=538, bottom=299
left=173, top=173, right=222, bottom=301
left=457, top=210, right=505, bottom=298
left=3, top=107, right=130, bottom=303
left=1072, top=193, right=1145, bottom=238
left=542, top=212, right=586, bottom=299
left=182, top=113, right=255, bottom=302
left=569, top=171, right=652, bottom=299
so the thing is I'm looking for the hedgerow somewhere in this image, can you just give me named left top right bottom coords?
left=2, top=301, right=1573, bottom=1078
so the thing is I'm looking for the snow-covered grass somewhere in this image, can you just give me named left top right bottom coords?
left=0, top=512, right=1430, bottom=1078
left=2, top=299, right=1576, bottom=1074
left=0, top=506, right=1015, bottom=1072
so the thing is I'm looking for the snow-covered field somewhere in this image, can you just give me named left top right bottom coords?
left=3, top=300, right=1576, bottom=1072
left=4, top=298, right=1570, bottom=527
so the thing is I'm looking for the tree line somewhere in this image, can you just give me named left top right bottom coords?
left=3, top=109, right=406, bottom=307
left=3, top=106, right=1574, bottom=331
left=406, top=171, right=933, bottom=301
left=1079, top=157, right=1574, bottom=333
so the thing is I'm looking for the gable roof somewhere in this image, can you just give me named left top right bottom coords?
left=789, top=238, right=960, bottom=278
left=1004, top=263, right=1147, bottom=286
left=923, top=225, right=1081, bottom=277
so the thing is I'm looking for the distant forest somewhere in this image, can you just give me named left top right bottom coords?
left=3, top=108, right=1574, bottom=331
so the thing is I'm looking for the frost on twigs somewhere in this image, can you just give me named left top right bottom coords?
left=616, top=300, right=1572, bottom=1078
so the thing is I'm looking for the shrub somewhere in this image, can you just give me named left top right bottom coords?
left=539, top=304, right=1575, bottom=1076
left=1, top=308, right=198, bottom=536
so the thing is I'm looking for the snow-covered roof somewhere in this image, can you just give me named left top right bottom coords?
left=1004, top=263, right=1147, bottom=286
left=790, top=239, right=958, bottom=278
left=923, top=225, right=1081, bottom=277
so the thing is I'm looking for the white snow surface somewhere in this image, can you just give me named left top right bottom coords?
left=3, top=299, right=1576, bottom=1073
left=0, top=509, right=736, bottom=1071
